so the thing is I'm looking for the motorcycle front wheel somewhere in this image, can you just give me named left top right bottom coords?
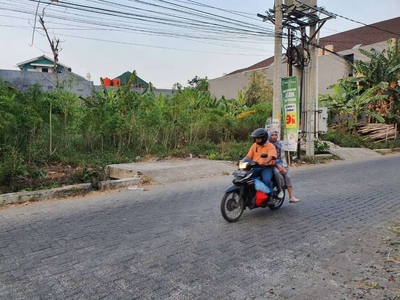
left=220, top=191, right=244, bottom=222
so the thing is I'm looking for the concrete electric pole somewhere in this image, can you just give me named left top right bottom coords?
left=306, top=24, right=317, bottom=157
left=272, top=0, right=283, bottom=133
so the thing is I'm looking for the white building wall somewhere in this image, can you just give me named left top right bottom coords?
left=209, top=62, right=287, bottom=100
left=208, top=72, right=248, bottom=100
left=209, top=40, right=391, bottom=99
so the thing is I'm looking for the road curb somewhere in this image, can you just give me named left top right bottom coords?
left=0, top=177, right=140, bottom=206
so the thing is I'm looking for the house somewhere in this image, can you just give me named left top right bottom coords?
left=17, top=55, right=71, bottom=74
left=1, top=58, right=173, bottom=98
left=0, top=55, right=94, bottom=96
left=96, top=70, right=174, bottom=96
left=101, top=71, right=150, bottom=89
left=208, top=17, right=400, bottom=99
left=116, top=71, right=149, bottom=89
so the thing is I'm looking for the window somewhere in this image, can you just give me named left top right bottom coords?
left=42, top=68, right=48, bottom=73
left=344, top=54, right=355, bottom=77
left=344, top=54, right=354, bottom=65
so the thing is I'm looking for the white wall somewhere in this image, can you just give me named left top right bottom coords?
left=209, top=63, right=288, bottom=100
left=208, top=72, right=249, bottom=100
left=209, top=40, right=391, bottom=100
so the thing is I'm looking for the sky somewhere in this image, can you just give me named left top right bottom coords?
left=1, top=0, right=400, bottom=89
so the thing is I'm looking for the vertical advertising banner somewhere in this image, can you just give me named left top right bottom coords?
left=281, top=76, right=299, bottom=152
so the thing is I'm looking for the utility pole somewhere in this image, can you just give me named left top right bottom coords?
left=297, top=28, right=307, bottom=159
left=272, top=0, right=283, bottom=133
left=287, top=28, right=293, bottom=77
left=306, top=23, right=316, bottom=156
left=259, top=0, right=335, bottom=158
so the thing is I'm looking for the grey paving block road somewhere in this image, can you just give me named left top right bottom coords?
left=1, top=155, right=400, bottom=299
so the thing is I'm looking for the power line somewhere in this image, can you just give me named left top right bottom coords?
left=0, top=1, right=271, bottom=39
left=3, top=0, right=282, bottom=39
left=173, top=0, right=271, bottom=21
left=330, top=11, right=400, bottom=38
left=56, top=33, right=271, bottom=56
left=133, top=0, right=270, bottom=32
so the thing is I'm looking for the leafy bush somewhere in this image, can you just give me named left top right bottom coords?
left=314, top=140, right=330, bottom=153
left=0, top=149, right=27, bottom=185
left=321, top=128, right=396, bottom=149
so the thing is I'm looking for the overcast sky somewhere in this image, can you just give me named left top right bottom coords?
left=1, top=0, right=399, bottom=89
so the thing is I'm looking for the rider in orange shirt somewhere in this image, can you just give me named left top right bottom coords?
left=244, top=128, right=277, bottom=197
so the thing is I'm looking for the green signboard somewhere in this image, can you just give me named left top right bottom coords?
left=281, top=76, right=300, bottom=152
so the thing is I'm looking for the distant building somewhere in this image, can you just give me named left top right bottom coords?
left=116, top=71, right=149, bottom=89
left=208, top=17, right=400, bottom=99
left=0, top=55, right=93, bottom=96
left=17, top=55, right=71, bottom=74
left=101, top=71, right=150, bottom=89
left=1, top=57, right=172, bottom=98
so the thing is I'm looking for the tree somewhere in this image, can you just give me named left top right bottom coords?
left=353, top=39, right=400, bottom=88
left=187, top=76, right=209, bottom=92
left=32, top=0, right=62, bottom=155
left=320, top=78, right=387, bottom=129
left=352, top=39, right=400, bottom=124
left=243, top=71, right=273, bottom=106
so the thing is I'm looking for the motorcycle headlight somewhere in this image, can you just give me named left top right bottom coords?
left=239, top=161, right=249, bottom=170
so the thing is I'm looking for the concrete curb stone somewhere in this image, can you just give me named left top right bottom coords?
left=0, top=177, right=140, bottom=206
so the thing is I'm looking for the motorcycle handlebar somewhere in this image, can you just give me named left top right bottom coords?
left=248, top=162, right=273, bottom=169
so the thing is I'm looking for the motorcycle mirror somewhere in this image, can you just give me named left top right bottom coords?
left=260, top=153, right=268, bottom=158
left=238, top=152, right=243, bottom=164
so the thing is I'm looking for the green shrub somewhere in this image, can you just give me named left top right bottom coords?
left=314, top=140, right=330, bottom=153
left=0, top=149, right=27, bottom=185
left=322, top=129, right=374, bottom=148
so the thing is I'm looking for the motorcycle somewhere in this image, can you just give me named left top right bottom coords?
left=220, top=153, right=285, bottom=222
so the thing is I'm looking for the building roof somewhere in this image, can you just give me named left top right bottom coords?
left=227, top=16, right=400, bottom=76
left=17, top=55, right=70, bottom=69
left=115, top=71, right=148, bottom=86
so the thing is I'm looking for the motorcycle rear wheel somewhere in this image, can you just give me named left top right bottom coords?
left=268, top=187, right=285, bottom=210
left=220, top=191, right=244, bottom=222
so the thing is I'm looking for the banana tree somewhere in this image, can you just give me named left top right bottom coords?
left=345, top=83, right=387, bottom=128
left=319, top=77, right=360, bottom=126
left=353, top=39, right=400, bottom=124
left=354, top=39, right=400, bottom=88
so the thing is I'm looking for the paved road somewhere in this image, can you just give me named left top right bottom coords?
left=1, top=155, right=399, bottom=299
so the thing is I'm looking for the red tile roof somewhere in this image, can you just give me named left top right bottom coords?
left=227, top=16, right=400, bottom=76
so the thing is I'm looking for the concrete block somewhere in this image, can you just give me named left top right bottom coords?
left=373, top=149, right=392, bottom=154
left=0, top=183, right=92, bottom=205
left=99, top=178, right=141, bottom=190
left=105, top=164, right=139, bottom=179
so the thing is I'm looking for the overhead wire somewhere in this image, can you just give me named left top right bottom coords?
left=55, top=33, right=270, bottom=56
left=127, top=0, right=271, bottom=32
left=0, top=3, right=282, bottom=42
left=2, top=0, right=287, bottom=41
left=0, top=1, right=282, bottom=55
left=174, top=0, right=259, bottom=18
left=0, top=1, right=271, bottom=39
left=7, top=0, right=395, bottom=63
left=330, top=11, right=400, bottom=38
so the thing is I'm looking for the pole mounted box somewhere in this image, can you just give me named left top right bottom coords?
left=318, top=107, right=328, bottom=134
